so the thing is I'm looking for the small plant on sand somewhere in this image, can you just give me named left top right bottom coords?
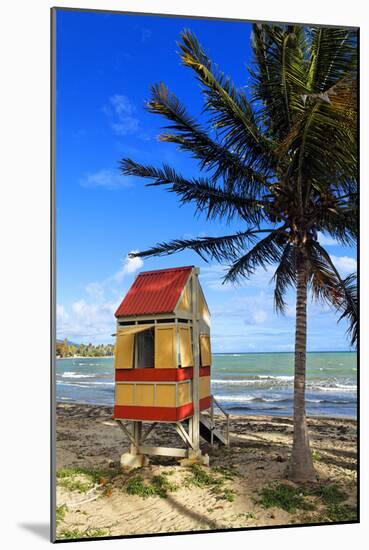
left=151, top=474, right=179, bottom=497
left=185, top=464, right=223, bottom=488
left=185, top=464, right=236, bottom=502
left=212, top=465, right=239, bottom=480
left=257, top=483, right=315, bottom=513
left=311, top=484, right=347, bottom=506
left=126, top=476, right=157, bottom=498
left=126, top=473, right=178, bottom=499
left=258, top=481, right=354, bottom=520
left=325, top=503, right=357, bottom=522
left=57, top=466, right=120, bottom=493
left=238, top=512, right=257, bottom=520
left=58, top=527, right=109, bottom=540
left=307, top=483, right=356, bottom=522
left=57, top=475, right=93, bottom=493
left=218, top=488, right=235, bottom=502
left=311, top=450, right=322, bottom=461
left=56, top=504, right=68, bottom=526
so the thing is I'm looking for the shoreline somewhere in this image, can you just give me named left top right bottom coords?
left=56, top=355, right=114, bottom=359
left=56, top=350, right=357, bottom=361
left=55, top=400, right=357, bottom=422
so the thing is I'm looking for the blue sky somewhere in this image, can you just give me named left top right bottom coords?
left=56, top=9, right=356, bottom=352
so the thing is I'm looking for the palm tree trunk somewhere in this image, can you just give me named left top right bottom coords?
left=289, top=254, right=316, bottom=482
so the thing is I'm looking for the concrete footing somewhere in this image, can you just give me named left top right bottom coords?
left=179, top=452, right=209, bottom=467
left=120, top=453, right=150, bottom=471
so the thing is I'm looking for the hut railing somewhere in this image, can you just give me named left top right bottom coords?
left=210, top=395, right=230, bottom=446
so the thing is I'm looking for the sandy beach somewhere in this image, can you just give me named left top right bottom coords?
left=55, top=403, right=357, bottom=539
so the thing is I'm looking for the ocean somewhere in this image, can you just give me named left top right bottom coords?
left=55, top=352, right=357, bottom=418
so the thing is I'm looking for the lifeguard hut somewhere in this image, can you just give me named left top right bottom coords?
left=113, top=266, right=229, bottom=468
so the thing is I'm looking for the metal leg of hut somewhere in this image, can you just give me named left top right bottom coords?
left=119, top=420, right=149, bottom=469
left=117, top=418, right=209, bottom=469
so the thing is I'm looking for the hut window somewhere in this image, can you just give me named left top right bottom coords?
left=179, top=326, right=193, bottom=368
left=200, top=334, right=212, bottom=367
left=135, top=328, right=155, bottom=369
left=155, top=326, right=177, bottom=369
left=114, top=333, right=134, bottom=369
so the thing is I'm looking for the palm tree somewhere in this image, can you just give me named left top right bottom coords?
left=120, top=25, right=357, bottom=482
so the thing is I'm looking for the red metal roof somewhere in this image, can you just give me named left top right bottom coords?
left=115, top=266, right=193, bottom=317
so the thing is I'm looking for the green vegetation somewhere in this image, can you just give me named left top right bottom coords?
left=126, top=473, right=178, bottom=499
left=212, top=465, right=239, bottom=479
left=56, top=466, right=119, bottom=493
left=57, top=475, right=93, bottom=493
left=184, top=464, right=220, bottom=488
left=325, top=504, right=357, bottom=522
left=217, top=487, right=235, bottom=502
left=126, top=476, right=157, bottom=498
left=58, top=527, right=109, bottom=540
left=184, top=464, right=236, bottom=502
left=313, top=484, right=347, bottom=505
left=311, top=450, right=322, bottom=461
left=257, top=483, right=314, bottom=513
left=56, top=338, right=114, bottom=358
left=310, top=484, right=356, bottom=522
left=125, top=465, right=237, bottom=502
left=257, top=481, right=356, bottom=522
left=238, top=512, right=257, bottom=520
left=56, top=504, right=67, bottom=526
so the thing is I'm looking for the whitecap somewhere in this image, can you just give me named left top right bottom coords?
left=62, top=371, right=96, bottom=379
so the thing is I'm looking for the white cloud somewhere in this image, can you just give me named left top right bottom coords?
left=252, top=309, right=267, bottom=324
left=72, top=300, right=116, bottom=319
left=79, top=169, right=131, bottom=190
left=113, top=252, right=144, bottom=282
left=57, top=254, right=145, bottom=344
left=104, top=94, right=139, bottom=136
left=317, top=232, right=340, bottom=247
left=123, top=253, right=144, bottom=274
left=330, top=255, right=357, bottom=277
left=57, top=300, right=118, bottom=343
left=56, top=304, right=68, bottom=322
left=85, top=281, right=105, bottom=301
left=200, top=262, right=277, bottom=292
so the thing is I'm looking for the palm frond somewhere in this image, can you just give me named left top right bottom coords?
left=272, top=243, right=296, bottom=313
left=305, top=241, right=341, bottom=303
left=306, top=27, right=357, bottom=92
left=178, top=29, right=273, bottom=172
left=279, top=75, right=357, bottom=208
left=250, top=24, right=309, bottom=140
left=224, top=229, right=287, bottom=283
left=121, top=159, right=267, bottom=224
left=314, top=202, right=357, bottom=247
left=129, top=230, right=258, bottom=262
left=313, top=242, right=357, bottom=315
left=306, top=242, right=357, bottom=346
left=146, top=82, right=269, bottom=196
left=336, top=273, right=357, bottom=346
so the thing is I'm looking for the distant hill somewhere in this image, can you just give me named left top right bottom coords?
left=56, top=338, right=78, bottom=346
